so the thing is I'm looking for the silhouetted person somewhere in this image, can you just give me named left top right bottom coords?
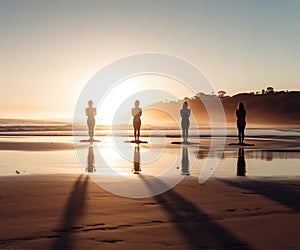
left=132, top=145, right=141, bottom=174
left=236, top=102, right=246, bottom=144
left=86, top=100, right=97, bottom=141
left=181, top=147, right=190, bottom=175
left=237, top=148, right=246, bottom=176
left=132, top=100, right=142, bottom=142
left=86, top=145, right=95, bottom=172
left=180, top=101, right=191, bottom=143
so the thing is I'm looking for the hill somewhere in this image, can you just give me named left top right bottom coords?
left=146, top=91, right=300, bottom=127
left=221, top=91, right=300, bottom=126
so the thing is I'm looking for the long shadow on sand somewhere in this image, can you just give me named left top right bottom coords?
left=52, top=174, right=89, bottom=249
left=141, top=176, right=251, bottom=249
left=219, top=179, right=300, bottom=213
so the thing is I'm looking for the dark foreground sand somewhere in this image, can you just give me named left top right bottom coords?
left=0, top=174, right=299, bottom=249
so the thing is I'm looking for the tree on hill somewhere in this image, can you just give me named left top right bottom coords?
left=183, top=97, right=190, bottom=102
left=217, top=90, right=226, bottom=98
left=266, top=86, right=274, bottom=94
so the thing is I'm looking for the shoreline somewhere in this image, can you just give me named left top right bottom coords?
left=0, top=136, right=299, bottom=151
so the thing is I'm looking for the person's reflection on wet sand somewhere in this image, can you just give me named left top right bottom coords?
left=237, top=148, right=246, bottom=176
left=132, top=145, right=141, bottom=174
left=86, top=145, right=95, bottom=173
left=181, top=147, right=190, bottom=175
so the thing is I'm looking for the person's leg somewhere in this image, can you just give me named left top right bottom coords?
left=186, top=125, right=189, bottom=142
left=90, top=129, right=94, bottom=140
left=241, top=128, right=245, bottom=144
left=133, top=119, right=137, bottom=140
left=87, top=119, right=93, bottom=140
left=91, top=122, right=95, bottom=140
left=137, top=120, right=141, bottom=141
left=238, top=127, right=242, bottom=144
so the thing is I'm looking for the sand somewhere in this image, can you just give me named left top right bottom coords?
left=0, top=174, right=299, bottom=249
left=0, top=141, right=74, bottom=151
left=0, top=138, right=299, bottom=249
left=0, top=136, right=299, bottom=152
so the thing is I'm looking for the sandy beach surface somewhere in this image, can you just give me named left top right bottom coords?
left=0, top=137, right=299, bottom=249
left=0, top=174, right=299, bottom=250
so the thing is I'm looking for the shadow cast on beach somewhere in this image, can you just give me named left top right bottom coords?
left=140, top=176, right=251, bottom=249
left=219, top=178, right=300, bottom=213
left=52, top=174, right=89, bottom=249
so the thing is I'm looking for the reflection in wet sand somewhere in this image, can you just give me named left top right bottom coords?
left=237, top=148, right=246, bottom=176
left=244, top=150, right=300, bottom=161
left=86, top=145, right=95, bottom=173
left=132, top=145, right=141, bottom=174
left=181, top=147, right=190, bottom=175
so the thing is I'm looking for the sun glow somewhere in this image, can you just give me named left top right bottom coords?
left=96, top=74, right=195, bottom=126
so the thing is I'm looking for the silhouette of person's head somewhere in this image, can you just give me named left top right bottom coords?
left=88, top=100, right=93, bottom=107
left=135, top=100, right=140, bottom=107
left=238, top=102, right=245, bottom=110
left=183, top=101, right=188, bottom=109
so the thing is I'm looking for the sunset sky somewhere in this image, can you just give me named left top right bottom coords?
left=0, top=0, right=299, bottom=119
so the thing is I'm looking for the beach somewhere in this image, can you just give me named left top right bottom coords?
left=1, top=0, right=300, bottom=248
left=0, top=132, right=299, bottom=249
left=0, top=174, right=299, bottom=249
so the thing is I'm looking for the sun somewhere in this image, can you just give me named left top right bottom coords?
left=96, top=74, right=195, bottom=126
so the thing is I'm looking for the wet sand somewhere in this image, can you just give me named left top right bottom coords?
left=0, top=137, right=299, bottom=249
left=0, top=174, right=299, bottom=249
left=0, top=141, right=74, bottom=151
left=0, top=136, right=299, bottom=151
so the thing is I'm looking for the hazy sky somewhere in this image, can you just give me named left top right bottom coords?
left=0, top=0, right=299, bottom=118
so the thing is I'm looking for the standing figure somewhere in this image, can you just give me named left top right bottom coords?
left=180, top=102, right=191, bottom=143
left=86, top=100, right=97, bottom=141
left=236, top=102, right=246, bottom=144
left=132, top=100, right=142, bottom=142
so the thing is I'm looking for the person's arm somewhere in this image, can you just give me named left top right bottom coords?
left=94, top=108, right=97, bottom=116
left=86, top=108, right=89, bottom=116
left=180, top=109, right=183, bottom=118
left=139, top=109, right=142, bottom=116
left=188, top=109, right=191, bottom=117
